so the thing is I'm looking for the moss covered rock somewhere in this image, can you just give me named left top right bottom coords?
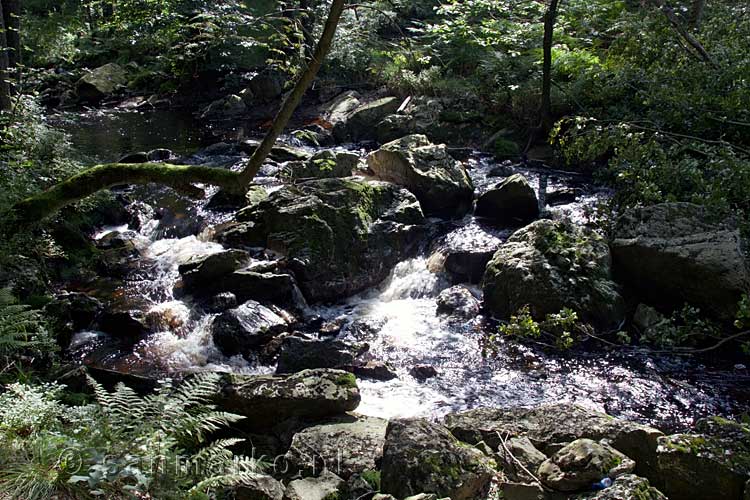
left=656, top=417, right=750, bottom=500
left=367, top=134, right=474, bottom=218
left=380, top=418, right=495, bottom=500
left=584, top=474, right=667, bottom=500
left=76, top=63, right=128, bottom=101
left=216, top=177, right=425, bottom=302
left=475, top=173, right=539, bottom=226
left=482, top=219, right=625, bottom=329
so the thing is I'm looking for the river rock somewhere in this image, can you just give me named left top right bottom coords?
left=496, top=436, right=547, bottom=483
left=233, top=474, right=285, bottom=500
left=655, top=416, right=750, bottom=500
left=118, top=151, right=149, bottom=164
left=212, top=300, right=289, bottom=357
left=538, top=438, right=634, bottom=492
left=179, top=250, right=250, bottom=291
left=248, top=70, right=285, bottom=102
left=276, top=336, right=366, bottom=374
left=216, top=178, right=425, bottom=302
left=410, top=365, right=438, bottom=381
left=380, top=418, right=495, bottom=500
left=333, top=96, right=400, bottom=142
left=283, top=470, right=345, bottom=500
left=289, top=150, right=359, bottom=179
left=353, top=360, right=398, bottom=381
left=482, top=219, right=625, bottom=329
left=285, top=415, right=388, bottom=479
left=147, top=148, right=172, bottom=162
left=321, top=90, right=362, bottom=129
left=218, top=369, right=361, bottom=430
left=475, top=174, right=539, bottom=226
left=436, top=286, right=480, bottom=318
left=45, top=292, right=103, bottom=348
left=584, top=474, right=667, bottom=500
left=76, top=63, right=128, bottom=101
left=611, top=202, right=750, bottom=320
left=444, top=404, right=664, bottom=478
left=367, top=134, right=474, bottom=218
left=201, top=94, right=246, bottom=119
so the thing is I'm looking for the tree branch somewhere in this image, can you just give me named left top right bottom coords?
left=649, top=0, right=717, bottom=68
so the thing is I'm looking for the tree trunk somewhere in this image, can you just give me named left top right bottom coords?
left=9, top=0, right=347, bottom=224
left=689, top=0, right=705, bottom=30
left=2, top=0, right=20, bottom=75
left=649, top=0, right=715, bottom=67
left=0, top=0, right=10, bottom=111
left=539, top=0, right=560, bottom=134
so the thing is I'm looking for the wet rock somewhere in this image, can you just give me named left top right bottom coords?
left=410, top=365, right=438, bottom=381
left=546, top=187, right=583, bottom=206
left=210, top=270, right=308, bottom=311
left=207, top=292, right=238, bottom=313
left=232, top=474, right=285, bottom=500
left=367, top=134, right=474, bottom=218
left=96, top=310, right=149, bottom=339
left=276, top=336, right=366, bottom=374
left=584, top=474, right=667, bottom=500
left=496, top=436, right=547, bottom=483
left=632, top=303, right=668, bottom=334
left=288, top=150, right=359, bottom=179
left=475, top=174, right=539, bottom=226
left=178, top=250, right=250, bottom=291
left=248, top=70, right=285, bottom=102
left=217, top=178, right=425, bottom=302
left=655, top=417, right=750, bottom=500
left=200, top=141, right=236, bottom=156
left=444, top=404, right=664, bottom=479
left=147, top=148, right=172, bottom=162
left=436, top=286, right=480, bottom=318
left=482, top=219, right=625, bottom=329
left=487, top=164, right=516, bottom=178
left=218, top=369, right=361, bottom=430
left=206, top=185, right=268, bottom=211
left=538, top=438, right=634, bottom=492
left=353, top=360, right=398, bottom=381
left=283, top=470, right=345, bottom=500
left=611, top=202, right=750, bottom=320
left=76, top=63, right=127, bottom=101
left=200, top=94, right=246, bottom=119
left=380, top=418, right=495, bottom=500
left=238, top=139, right=311, bottom=162
left=334, top=96, right=401, bottom=143
left=443, top=249, right=497, bottom=284
left=212, top=300, right=289, bottom=358
left=45, top=292, right=103, bottom=348
left=118, top=151, right=149, bottom=164
left=372, top=495, right=397, bottom=500
left=285, top=414, right=387, bottom=479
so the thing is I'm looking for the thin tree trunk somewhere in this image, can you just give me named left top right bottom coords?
left=9, top=0, right=346, bottom=224
left=0, top=0, right=11, bottom=111
left=689, top=0, right=705, bottom=30
left=539, top=0, right=560, bottom=134
left=237, top=0, right=344, bottom=186
left=650, top=0, right=716, bottom=67
left=2, top=0, right=20, bottom=75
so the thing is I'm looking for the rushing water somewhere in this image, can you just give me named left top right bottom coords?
left=63, top=110, right=750, bottom=433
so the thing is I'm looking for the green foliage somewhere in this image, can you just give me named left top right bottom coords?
left=0, top=288, right=56, bottom=372
left=640, top=304, right=722, bottom=349
left=497, top=305, right=582, bottom=350
left=0, top=373, right=263, bottom=499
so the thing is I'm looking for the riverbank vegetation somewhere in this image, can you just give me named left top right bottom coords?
left=1, top=1, right=749, bottom=499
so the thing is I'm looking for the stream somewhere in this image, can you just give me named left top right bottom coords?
left=56, top=108, right=750, bottom=432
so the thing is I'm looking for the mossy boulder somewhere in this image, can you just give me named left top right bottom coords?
left=538, top=438, right=635, bottom=492
left=656, top=417, right=750, bottom=500
left=583, top=474, right=667, bottom=500
left=217, top=369, right=361, bottom=430
left=76, top=63, right=128, bottom=101
left=216, top=177, right=425, bottom=302
left=380, top=418, right=495, bottom=500
left=444, top=404, right=664, bottom=479
left=611, top=202, right=750, bottom=321
left=333, top=96, right=401, bottom=142
left=284, top=415, right=388, bottom=479
left=367, top=134, right=474, bottom=218
left=482, top=219, right=625, bottom=329
left=475, top=174, right=539, bottom=226
left=288, top=150, right=359, bottom=179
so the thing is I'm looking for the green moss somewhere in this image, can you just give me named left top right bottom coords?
left=335, top=373, right=357, bottom=388
left=493, top=137, right=520, bottom=158
left=360, top=469, right=381, bottom=491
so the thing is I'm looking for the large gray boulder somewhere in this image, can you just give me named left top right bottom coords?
left=285, top=415, right=387, bottom=479
left=283, top=470, right=345, bottom=500
left=333, top=96, right=401, bottom=142
left=537, top=438, right=634, bottom=492
left=276, top=336, right=365, bottom=374
left=611, top=203, right=750, bottom=320
left=76, top=63, right=127, bottom=101
left=211, top=300, right=289, bottom=358
left=288, top=150, right=359, bottom=179
left=178, top=250, right=250, bottom=291
left=380, top=418, right=495, bottom=500
left=496, top=436, right=547, bottom=483
left=216, top=178, right=425, bottom=302
left=232, top=474, right=285, bottom=500
left=655, top=417, right=750, bottom=500
left=444, top=404, right=663, bottom=478
left=217, top=369, right=361, bottom=430
left=482, top=220, right=625, bottom=329
left=583, top=474, right=667, bottom=500
left=367, top=134, right=474, bottom=218
left=475, top=174, right=539, bottom=226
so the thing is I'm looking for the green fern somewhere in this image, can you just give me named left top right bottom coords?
left=0, top=288, right=55, bottom=357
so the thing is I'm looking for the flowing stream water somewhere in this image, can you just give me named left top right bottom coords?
left=58, top=108, right=750, bottom=432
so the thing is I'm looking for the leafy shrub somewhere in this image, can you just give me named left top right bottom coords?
left=495, top=305, right=583, bottom=350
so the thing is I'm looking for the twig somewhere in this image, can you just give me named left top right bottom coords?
left=496, top=431, right=544, bottom=485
